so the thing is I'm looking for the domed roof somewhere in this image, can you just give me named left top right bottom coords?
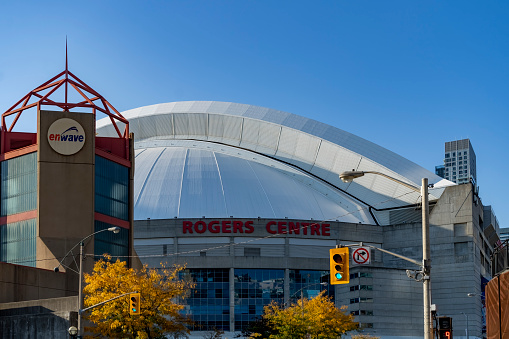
left=97, top=101, right=452, bottom=225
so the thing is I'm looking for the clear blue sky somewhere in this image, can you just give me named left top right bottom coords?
left=1, top=1, right=508, bottom=228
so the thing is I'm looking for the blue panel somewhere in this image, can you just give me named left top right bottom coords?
left=181, top=269, right=230, bottom=331
left=0, top=218, right=36, bottom=267
left=234, top=269, right=284, bottom=331
left=94, top=221, right=129, bottom=262
left=1, top=152, right=37, bottom=216
left=289, top=269, right=334, bottom=303
left=95, top=156, right=129, bottom=220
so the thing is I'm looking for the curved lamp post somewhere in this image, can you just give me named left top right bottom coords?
left=339, top=170, right=432, bottom=339
left=54, top=226, right=120, bottom=339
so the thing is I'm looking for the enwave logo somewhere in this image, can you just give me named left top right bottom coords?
left=47, top=118, right=86, bottom=155
left=49, top=126, right=84, bottom=142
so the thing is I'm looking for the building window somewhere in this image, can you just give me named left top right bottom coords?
left=235, top=269, right=284, bottom=331
left=182, top=269, right=230, bottom=331
left=1, top=152, right=37, bottom=216
left=0, top=218, right=36, bottom=267
left=95, top=155, right=129, bottom=220
left=350, top=272, right=373, bottom=279
left=94, top=221, right=129, bottom=262
left=350, top=285, right=373, bottom=291
left=244, top=247, right=261, bottom=256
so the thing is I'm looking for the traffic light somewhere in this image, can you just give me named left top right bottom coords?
left=438, top=316, right=452, bottom=339
left=130, top=293, right=141, bottom=315
left=330, top=247, right=349, bottom=284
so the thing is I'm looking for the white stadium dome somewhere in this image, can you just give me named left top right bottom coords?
left=96, top=101, right=453, bottom=225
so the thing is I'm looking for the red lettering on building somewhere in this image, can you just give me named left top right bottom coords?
left=288, top=222, right=299, bottom=234
left=277, top=221, right=287, bottom=234
left=311, top=223, right=320, bottom=235
left=266, top=221, right=277, bottom=234
left=222, top=220, right=232, bottom=233
left=181, top=220, right=331, bottom=236
left=195, top=221, right=207, bottom=233
left=208, top=220, right=220, bottom=233
left=301, top=222, right=309, bottom=235
left=183, top=221, right=193, bottom=233
left=244, top=221, right=254, bottom=233
left=233, top=220, right=243, bottom=233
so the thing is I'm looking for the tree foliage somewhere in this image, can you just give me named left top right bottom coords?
left=83, top=257, right=194, bottom=339
left=261, top=291, right=359, bottom=339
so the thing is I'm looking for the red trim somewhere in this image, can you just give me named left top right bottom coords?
left=0, top=210, right=37, bottom=225
left=0, top=144, right=37, bottom=161
left=95, top=148, right=131, bottom=168
left=95, top=212, right=130, bottom=229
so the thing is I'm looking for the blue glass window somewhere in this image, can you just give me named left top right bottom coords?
left=181, top=269, right=230, bottom=331
left=1, top=152, right=37, bottom=216
left=94, top=221, right=129, bottom=262
left=0, top=218, right=36, bottom=267
left=234, top=269, right=284, bottom=331
left=95, top=156, right=129, bottom=220
left=289, top=270, right=334, bottom=303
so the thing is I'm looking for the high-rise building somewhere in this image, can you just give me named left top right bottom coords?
left=442, top=139, right=477, bottom=185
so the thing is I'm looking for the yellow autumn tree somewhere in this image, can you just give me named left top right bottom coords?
left=82, top=256, right=194, bottom=339
left=262, top=291, right=358, bottom=339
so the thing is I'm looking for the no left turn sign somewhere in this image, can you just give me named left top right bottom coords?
left=351, top=247, right=371, bottom=265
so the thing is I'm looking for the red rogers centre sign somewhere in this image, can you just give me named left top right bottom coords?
left=183, top=220, right=331, bottom=236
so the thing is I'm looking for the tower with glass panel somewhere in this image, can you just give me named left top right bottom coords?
left=442, top=138, right=477, bottom=185
left=0, top=67, right=134, bottom=272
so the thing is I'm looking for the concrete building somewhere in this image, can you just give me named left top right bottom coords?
left=0, top=66, right=135, bottom=338
left=96, top=101, right=495, bottom=339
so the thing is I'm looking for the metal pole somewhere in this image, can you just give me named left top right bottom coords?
left=422, top=178, right=432, bottom=339
left=461, top=312, right=469, bottom=339
left=77, top=241, right=84, bottom=339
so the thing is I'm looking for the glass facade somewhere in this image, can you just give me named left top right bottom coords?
left=94, top=221, right=129, bottom=261
left=0, top=218, right=36, bottom=266
left=183, top=269, right=230, bottom=331
left=234, top=269, right=284, bottom=331
left=95, top=155, right=129, bottom=220
left=179, top=269, right=334, bottom=332
left=1, top=152, right=37, bottom=216
left=289, top=269, right=334, bottom=302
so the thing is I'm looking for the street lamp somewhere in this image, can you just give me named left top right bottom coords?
left=54, top=226, right=120, bottom=339
left=461, top=312, right=469, bottom=339
left=339, top=170, right=432, bottom=339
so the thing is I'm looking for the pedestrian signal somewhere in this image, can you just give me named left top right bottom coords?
left=330, top=247, right=349, bottom=284
left=130, top=293, right=141, bottom=315
left=438, top=316, right=452, bottom=339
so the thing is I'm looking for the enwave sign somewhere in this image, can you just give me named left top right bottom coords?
left=47, top=118, right=86, bottom=155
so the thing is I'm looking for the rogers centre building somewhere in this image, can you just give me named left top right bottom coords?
left=97, top=101, right=492, bottom=338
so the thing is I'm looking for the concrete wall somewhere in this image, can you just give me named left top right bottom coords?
left=37, top=110, right=96, bottom=272
left=0, top=262, right=78, bottom=303
left=0, top=296, right=77, bottom=339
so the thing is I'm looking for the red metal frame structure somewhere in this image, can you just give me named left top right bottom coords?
left=1, top=50, right=129, bottom=154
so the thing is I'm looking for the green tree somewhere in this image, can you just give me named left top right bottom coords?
left=83, top=257, right=194, bottom=338
left=261, top=291, right=358, bottom=339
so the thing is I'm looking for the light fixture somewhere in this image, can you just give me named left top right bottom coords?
left=339, top=170, right=365, bottom=183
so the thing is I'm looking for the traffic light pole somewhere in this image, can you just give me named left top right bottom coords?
left=79, top=291, right=138, bottom=314
left=422, top=178, right=432, bottom=339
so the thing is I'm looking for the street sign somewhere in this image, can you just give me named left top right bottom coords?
left=351, top=247, right=371, bottom=265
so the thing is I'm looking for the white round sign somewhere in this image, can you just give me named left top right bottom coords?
left=47, top=118, right=86, bottom=155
